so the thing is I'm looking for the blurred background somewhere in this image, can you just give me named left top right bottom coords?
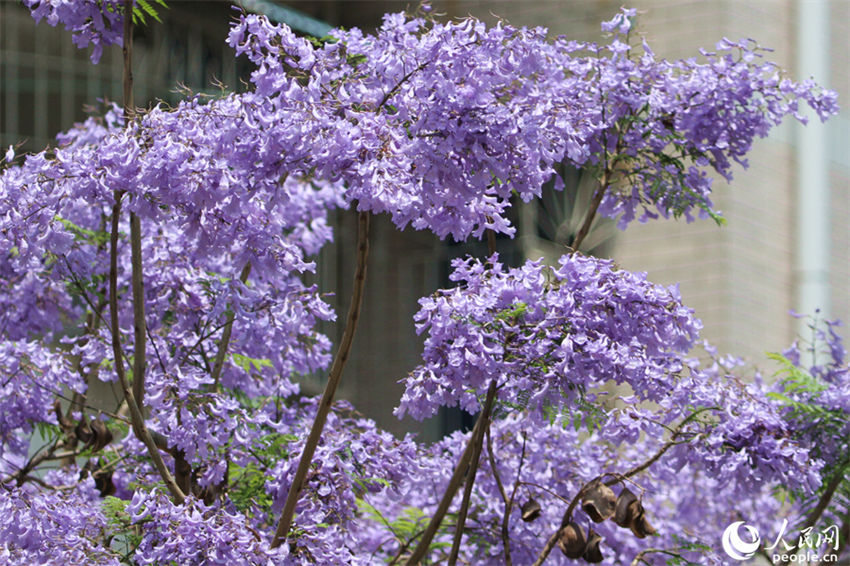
left=1, top=0, right=847, bottom=441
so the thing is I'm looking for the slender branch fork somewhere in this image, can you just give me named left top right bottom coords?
left=272, top=210, right=371, bottom=548
left=404, top=379, right=499, bottom=565
left=530, top=408, right=711, bottom=566
left=109, top=0, right=185, bottom=504
left=409, top=229, right=502, bottom=565
left=211, top=262, right=252, bottom=392
left=447, top=379, right=496, bottom=565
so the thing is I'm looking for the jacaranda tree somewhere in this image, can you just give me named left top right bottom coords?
left=1, top=1, right=845, bottom=564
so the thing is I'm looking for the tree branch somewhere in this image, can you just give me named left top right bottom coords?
left=486, top=426, right=508, bottom=507
left=569, top=169, right=609, bottom=252
left=404, top=380, right=499, bottom=565
left=531, top=408, right=711, bottom=566
left=104, top=0, right=185, bottom=505
left=271, top=210, right=371, bottom=547
left=498, top=432, right=526, bottom=566
left=448, top=379, right=498, bottom=565
left=211, top=262, right=252, bottom=391
left=629, top=548, right=689, bottom=566
left=129, top=212, right=147, bottom=408
left=802, top=462, right=848, bottom=532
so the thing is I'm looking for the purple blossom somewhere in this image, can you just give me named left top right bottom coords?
left=22, top=0, right=126, bottom=63
left=1, top=4, right=844, bottom=565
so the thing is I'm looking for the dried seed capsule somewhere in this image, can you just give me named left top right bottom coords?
left=614, top=487, right=639, bottom=528
left=75, top=420, right=93, bottom=445
left=630, top=511, right=657, bottom=539
left=89, top=419, right=113, bottom=452
left=583, top=529, right=604, bottom=563
left=581, top=479, right=616, bottom=522
left=521, top=498, right=542, bottom=522
left=557, top=521, right=587, bottom=559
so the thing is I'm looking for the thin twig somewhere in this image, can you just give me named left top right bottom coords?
left=448, top=379, right=498, bottom=565
left=105, top=0, right=185, bottom=505
left=271, top=211, right=371, bottom=547
left=569, top=170, right=608, bottom=252
left=404, top=380, right=499, bottom=565
left=531, top=408, right=713, bottom=566
left=501, top=435, right=527, bottom=566
left=211, top=262, right=252, bottom=391
left=129, top=212, right=147, bottom=408
left=378, top=61, right=429, bottom=110
left=486, top=426, right=508, bottom=507
left=802, top=460, right=849, bottom=532
left=2, top=438, right=60, bottom=486
left=629, top=548, right=688, bottom=566
left=518, top=481, right=573, bottom=506
left=486, top=228, right=497, bottom=256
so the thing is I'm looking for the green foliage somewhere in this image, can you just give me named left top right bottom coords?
left=132, top=0, right=168, bottom=25
left=55, top=215, right=109, bottom=247
left=102, top=495, right=143, bottom=558
left=102, top=495, right=129, bottom=527
left=494, top=301, right=528, bottom=322
left=33, top=420, right=62, bottom=443
left=229, top=462, right=275, bottom=518
left=569, top=395, right=607, bottom=432
left=767, top=352, right=827, bottom=395
left=226, top=426, right=296, bottom=518
left=307, top=35, right=340, bottom=49
left=231, top=353, right=273, bottom=374
left=357, top=500, right=453, bottom=562
left=765, top=352, right=841, bottom=431
left=766, top=352, right=850, bottom=506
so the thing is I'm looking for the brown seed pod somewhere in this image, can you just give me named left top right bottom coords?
left=557, top=521, right=587, bottom=559
left=520, top=499, right=542, bottom=522
left=630, top=511, right=657, bottom=539
left=53, top=400, right=74, bottom=431
left=613, top=487, right=639, bottom=528
left=581, top=480, right=616, bottom=523
left=89, top=419, right=113, bottom=452
left=74, top=420, right=93, bottom=445
left=583, top=529, right=604, bottom=563
left=93, top=467, right=116, bottom=497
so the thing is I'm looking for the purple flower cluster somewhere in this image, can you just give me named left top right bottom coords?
left=22, top=0, right=126, bottom=63
left=2, top=2, right=845, bottom=565
left=398, top=253, right=700, bottom=420
left=226, top=7, right=837, bottom=238
left=126, top=491, right=286, bottom=565
left=0, top=478, right=118, bottom=565
left=0, top=341, right=80, bottom=457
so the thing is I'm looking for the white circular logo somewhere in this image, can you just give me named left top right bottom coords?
left=722, top=521, right=761, bottom=560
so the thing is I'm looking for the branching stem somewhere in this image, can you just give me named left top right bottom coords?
left=211, top=262, right=252, bottom=391
left=104, top=0, right=185, bottom=505
left=530, top=408, right=712, bottom=566
left=570, top=168, right=609, bottom=252
left=272, top=211, right=371, bottom=547
left=448, top=379, right=497, bottom=565
left=405, top=379, right=498, bottom=565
